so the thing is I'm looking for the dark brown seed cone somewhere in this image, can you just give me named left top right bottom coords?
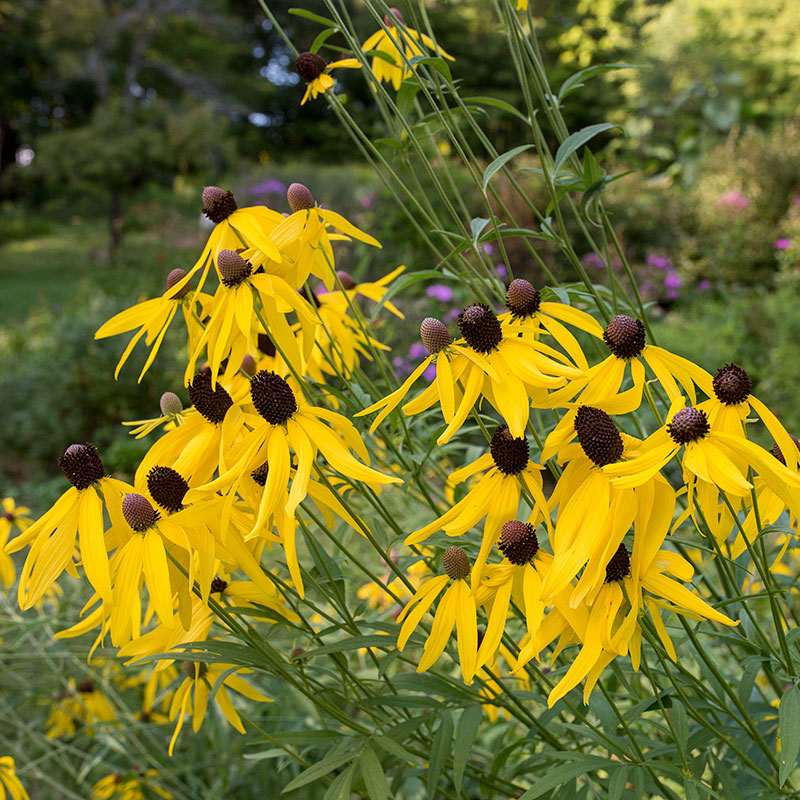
left=490, top=425, right=529, bottom=475
left=499, top=520, right=539, bottom=565
left=287, top=182, right=315, bottom=212
left=251, top=461, right=270, bottom=486
left=210, top=577, right=228, bottom=594
left=122, top=493, right=160, bottom=532
left=605, top=542, right=631, bottom=583
left=457, top=303, right=502, bottom=354
left=250, top=370, right=298, bottom=424
left=258, top=333, right=276, bottom=358
left=299, top=285, right=321, bottom=308
left=603, top=315, right=646, bottom=359
left=420, top=317, right=452, bottom=354
left=189, top=372, right=233, bottom=424
left=336, top=271, right=357, bottom=290
left=77, top=681, right=94, bottom=694
left=295, top=52, right=326, bottom=83
left=667, top=407, right=710, bottom=444
left=217, top=249, right=252, bottom=287
left=59, top=444, right=105, bottom=490
left=384, top=7, right=403, bottom=25
left=182, top=661, right=208, bottom=679
left=159, top=391, right=183, bottom=416
left=442, top=546, right=470, bottom=580
left=146, top=466, right=189, bottom=513
left=574, top=406, right=624, bottom=466
left=166, top=268, right=190, bottom=299
left=771, top=435, right=800, bottom=465
left=241, top=354, right=257, bottom=377
left=712, top=363, right=752, bottom=405
left=202, top=186, right=237, bottom=223
left=505, top=279, right=541, bottom=318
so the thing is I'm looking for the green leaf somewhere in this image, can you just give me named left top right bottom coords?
left=582, top=147, right=603, bottom=191
left=408, top=54, right=452, bottom=80
left=374, top=735, right=414, bottom=762
left=470, top=217, right=490, bottom=244
left=779, top=684, right=800, bottom=784
left=608, top=766, right=628, bottom=800
left=427, top=712, right=454, bottom=796
left=360, top=747, right=390, bottom=800
left=453, top=705, right=482, bottom=793
left=462, top=96, right=529, bottom=123
left=519, top=762, right=600, bottom=799
left=282, top=752, right=355, bottom=793
left=558, top=63, right=639, bottom=102
left=553, top=124, right=617, bottom=175
left=482, top=144, right=535, bottom=190
left=310, top=28, right=338, bottom=53
left=323, top=763, right=356, bottom=800
left=288, top=7, right=336, bottom=27
left=303, top=635, right=395, bottom=658
left=672, top=700, right=689, bottom=757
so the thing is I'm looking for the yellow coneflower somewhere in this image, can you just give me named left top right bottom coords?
left=91, top=769, right=172, bottom=800
left=0, top=757, right=29, bottom=800
left=7, top=444, right=131, bottom=609
left=397, top=546, right=478, bottom=684
left=361, top=8, right=454, bottom=91
left=516, top=0, right=528, bottom=9
left=1, top=498, right=31, bottom=588
left=294, top=51, right=361, bottom=104
left=168, top=660, right=271, bottom=755
left=46, top=678, right=116, bottom=738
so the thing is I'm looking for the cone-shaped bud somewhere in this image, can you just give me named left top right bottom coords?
left=295, top=52, right=326, bottom=83
left=251, top=370, right=298, bottom=424
left=336, top=270, right=356, bottom=290
left=241, top=354, right=257, bottom=376
left=251, top=461, right=270, bottom=486
left=159, top=391, right=183, bottom=416
left=166, top=268, right=190, bottom=299
left=499, top=520, right=539, bottom=565
left=147, top=466, right=189, bottom=513
left=202, top=186, right=237, bottom=223
left=122, top=493, right=160, bottom=532
left=287, top=182, right=315, bottom=212
left=420, top=317, right=452, bottom=354
left=712, top=363, right=752, bottom=405
left=216, top=249, right=252, bottom=288
left=59, top=444, right=105, bottom=490
left=490, top=425, right=529, bottom=475
left=182, top=661, right=208, bottom=679
left=188, top=372, right=233, bottom=424
left=385, top=7, right=404, bottom=25
left=458, top=303, right=502, bottom=353
left=603, top=315, right=646, bottom=359
left=210, top=577, right=228, bottom=594
left=771, top=435, right=800, bottom=465
left=506, top=279, right=541, bottom=318
left=605, top=542, right=631, bottom=583
left=574, top=406, right=624, bottom=466
left=442, top=546, right=470, bottom=580
left=667, top=407, right=710, bottom=444
left=257, top=332, right=276, bottom=358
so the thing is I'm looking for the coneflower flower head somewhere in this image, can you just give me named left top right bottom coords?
left=210, top=576, right=228, bottom=593
left=159, top=391, right=183, bottom=416
left=59, top=444, right=105, bottom=489
left=295, top=52, right=327, bottom=83
left=574, top=406, right=624, bottom=466
left=499, top=520, right=539, bottom=565
left=420, top=317, right=452, bottom=353
left=287, top=182, right=315, bottom=212
left=240, top=354, right=257, bottom=376
left=336, top=270, right=356, bottom=290
left=189, top=372, right=233, bottom=424
left=257, top=333, right=276, bottom=358
left=182, top=660, right=208, bottom=679
left=217, top=249, right=252, bottom=287
left=490, top=425, right=529, bottom=474
left=712, top=363, right=752, bottom=405
left=251, top=461, right=270, bottom=486
left=458, top=303, right=502, bottom=353
left=604, top=542, right=631, bottom=583
left=250, top=370, right=298, bottom=424
left=667, top=407, right=710, bottom=444
left=505, top=278, right=541, bottom=318
left=147, top=466, right=189, bottom=513
left=166, top=268, right=191, bottom=299
left=442, top=546, right=470, bottom=580
left=202, top=186, right=237, bottom=223
left=385, top=7, right=403, bottom=25
left=122, top=493, right=160, bottom=532
left=603, top=314, right=646, bottom=359
left=771, top=435, right=800, bottom=465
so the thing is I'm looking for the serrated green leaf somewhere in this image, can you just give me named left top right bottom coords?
left=359, top=747, right=390, bottom=800
left=558, top=63, right=638, bottom=102
left=428, top=712, right=453, bottom=796
left=282, top=752, right=355, bottom=793
left=779, top=685, right=800, bottom=784
left=453, top=705, right=481, bottom=793
left=482, top=144, right=535, bottom=190
left=288, top=7, right=336, bottom=27
left=553, top=124, right=617, bottom=175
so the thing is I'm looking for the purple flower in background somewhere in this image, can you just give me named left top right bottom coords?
left=426, top=284, right=454, bottom=303
left=408, top=342, right=428, bottom=360
left=495, top=263, right=508, bottom=280
left=360, top=195, right=374, bottom=208
left=717, top=190, right=750, bottom=211
left=446, top=307, right=461, bottom=322
left=393, top=356, right=413, bottom=378
left=647, top=254, right=673, bottom=271
left=250, top=178, right=287, bottom=198
left=666, top=288, right=680, bottom=300
left=775, top=238, right=792, bottom=250
left=581, top=252, right=605, bottom=269
left=697, top=279, right=711, bottom=292
left=483, top=243, right=495, bottom=255
left=423, top=363, right=437, bottom=383
left=664, top=272, right=683, bottom=289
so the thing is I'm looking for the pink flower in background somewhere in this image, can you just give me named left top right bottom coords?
left=408, top=342, right=428, bottom=360
left=647, top=254, right=673, bottom=271
left=581, top=252, right=605, bottom=269
left=360, top=195, right=374, bottom=208
left=446, top=307, right=461, bottom=322
left=774, top=238, right=791, bottom=250
left=664, top=273, right=683, bottom=290
left=697, top=279, right=712, bottom=292
left=666, top=288, right=680, bottom=300
left=483, top=243, right=495, bottom=255
left=423, top=363, right=437, bottom=383
left=426, top=284, right=454, bottom=303
left=393, top=356, right=412, bottom=377
left=495, top=264, right=508, bottom=280
left=792, top=194, right=800, bottom=207
left=717, top=190, right=750, bottom=211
